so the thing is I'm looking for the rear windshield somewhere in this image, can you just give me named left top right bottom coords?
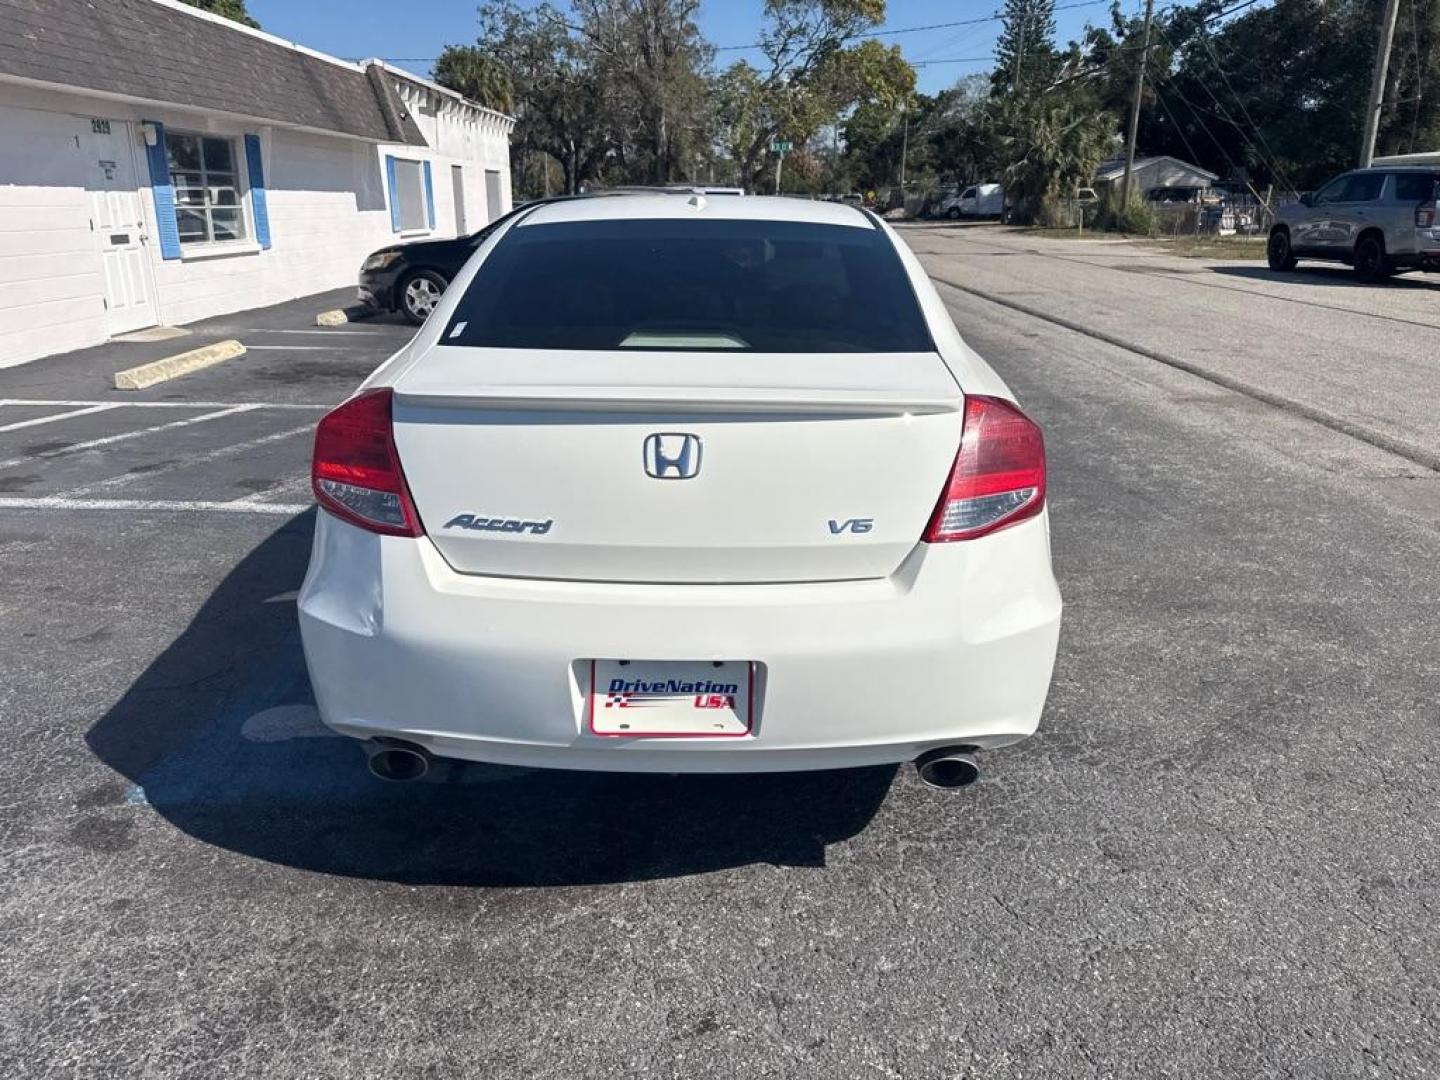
left=440, top=217, right=934, bottom=353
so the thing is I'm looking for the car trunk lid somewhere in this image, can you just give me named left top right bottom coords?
left=391, top=347, right=964, bottom=583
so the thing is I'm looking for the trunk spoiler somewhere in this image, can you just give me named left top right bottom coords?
left=395, top=386, right=962, bottom=417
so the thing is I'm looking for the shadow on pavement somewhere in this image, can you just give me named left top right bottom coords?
left=1210, top=264, right=1440, bottom=291
left=351, top=308, right=414, bottom=328
left=86, top=513, right=894, bottom=886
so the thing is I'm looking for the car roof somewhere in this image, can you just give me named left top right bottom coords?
left=517, top=194, right=875, bottom=230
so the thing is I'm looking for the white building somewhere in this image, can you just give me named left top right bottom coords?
left=1093, top=155, right=1219, bottom=196
left=0, top=0, right=514, bottom=368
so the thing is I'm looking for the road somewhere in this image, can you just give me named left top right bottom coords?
left=1, top=239, right=1438, bottom=1079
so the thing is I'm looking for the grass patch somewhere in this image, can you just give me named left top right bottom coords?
left=1018, top=226, right=1120, bottom=240
left=1153, top=235, right=1268, bottom=260
left=1014, top=226, right=1269, bottom=260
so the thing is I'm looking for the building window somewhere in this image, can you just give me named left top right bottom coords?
left=392, top=157, right=428, bottom=231
left=167, top=132, right=247, bottom=244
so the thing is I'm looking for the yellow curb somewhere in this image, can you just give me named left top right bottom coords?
left=113, top=339, right=247, bottom=391
left=315, top=309, right=348, bottom=327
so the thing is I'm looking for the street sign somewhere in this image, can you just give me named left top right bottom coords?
left=771, top=140, right=792, bottom=153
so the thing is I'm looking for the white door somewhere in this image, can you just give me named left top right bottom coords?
left=84, top=119, right=157, bottom=336
left=451, top=164, right=467, bottom=234
left=484, top=169, right=503, bottom=224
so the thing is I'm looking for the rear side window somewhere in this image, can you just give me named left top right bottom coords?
left=441, top=217, right=934, bottom=353
left=1345, top=173, right=1386, bottom=202
left=1393, top=173, right=1440, bottom=202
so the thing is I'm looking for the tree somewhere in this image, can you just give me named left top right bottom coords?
left=997, top=85, right=1115, bottom=221
left=476, top=2, right=613, bottom=195
left=927, top=75, right=1005, bottom=185
left=1095, top=0, right=1440, bottom=193
left=992, top=0, right=1059, bottom=99
left=434, top=45, right=515, bottom=114
left=180, top=0, right=258, bottom=27
left=717, top=1, right=915, bottom=193
left=843, top=89, right=976, bottom=193
left=571, top=0, right=712, bottom=184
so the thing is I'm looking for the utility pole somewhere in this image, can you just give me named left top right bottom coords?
left=775, top=147, right=784, bottom=195
left=1358, top=0, right=1402, bottom=168
left=1117, top=0, right=1152, bottom=211
left=1119, top=0, right=1155, bottom=209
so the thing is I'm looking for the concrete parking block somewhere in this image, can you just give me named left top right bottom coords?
left=315, top=304, right=375, bottom=327
left=113, top=339, right=247, bottom=390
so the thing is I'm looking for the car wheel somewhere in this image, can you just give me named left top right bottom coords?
left=946, top=207, right=962, bottom=220
left=1266, top=229, right=1297, bottom=272
left=1352, top=235, right=1390, bottom=283
left=400, top=270, right=447, bottom=324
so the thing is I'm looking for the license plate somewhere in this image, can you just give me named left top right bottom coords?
left=588, top=660, right=753, bottom=737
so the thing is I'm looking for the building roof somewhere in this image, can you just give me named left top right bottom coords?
left=0, top=0, right=427, bottom=145
left=370, top=60, right=516, bottom=133
left=1372, top=151, right=1440, bottom=167
left=1094, top=155, right=1220, bottom=182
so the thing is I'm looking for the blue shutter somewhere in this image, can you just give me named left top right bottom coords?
left=422, top=160, right=435, bottom=230
left=385, top=155, right=400, bottom=232
left=142, top=120, right=181, bottom=259
left=243, top=134, right=271, bottom=250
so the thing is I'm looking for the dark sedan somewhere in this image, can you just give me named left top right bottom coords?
left=358, top=193, right=690, bottom=323
left=358, top=202, right=535, bottom=324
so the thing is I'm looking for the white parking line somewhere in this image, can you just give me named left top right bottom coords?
left=58, top=422, right=317, bottom=498
left=0, top=405, right=257, bottom=471
left=244, top=345, right=348, bottom=351
left=0, top=398, right=325, bottom=411
left=243, top=329, right=383, bottom=336
left=0, top=403, right=120, bottom=433
left=0, top=496, right=310, bottom=515
left=234, top=475, right=312, bottom=504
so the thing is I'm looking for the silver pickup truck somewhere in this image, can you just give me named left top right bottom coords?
left=1268, top=166, right=1440, bottom=282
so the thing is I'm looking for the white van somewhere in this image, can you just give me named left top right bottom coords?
left=939, top=182, right=1004, bottom=219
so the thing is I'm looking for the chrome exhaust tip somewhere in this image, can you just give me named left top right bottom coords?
left=915, top=748, right=980, bottom=790
left=365, top=739, right=431, bottom=782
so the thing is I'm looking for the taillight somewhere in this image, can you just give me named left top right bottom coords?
left=923, top=395, right=1046, bottom=542
left=311, top=388, right=423, bottom=537
left=1418, top=204, right=1437, bottom=228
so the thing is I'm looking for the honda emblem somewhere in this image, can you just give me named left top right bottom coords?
left=643, top=433, right=702, bottom=479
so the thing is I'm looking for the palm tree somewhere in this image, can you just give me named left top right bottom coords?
left=999, top=94, right=1114, bottom=223
left=434, top=46, right=516, bottom=114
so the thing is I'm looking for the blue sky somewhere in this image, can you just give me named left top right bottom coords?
left=245, top=0, right=1122, bottom=96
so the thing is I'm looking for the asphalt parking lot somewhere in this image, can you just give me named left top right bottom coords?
left=3, top=248, right=1440, bottom=1078
left=0, top=289, right=398, bottom=515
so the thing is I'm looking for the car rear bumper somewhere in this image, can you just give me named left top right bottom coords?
left=298, top=512, right=1063, bottom=773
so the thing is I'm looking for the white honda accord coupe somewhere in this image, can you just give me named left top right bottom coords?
left=298, top=194, right=1061, bottom=789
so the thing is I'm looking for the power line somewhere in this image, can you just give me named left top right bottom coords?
left=365, top=0, right=1120, bottom=67
left=912, top=56, right=996, bottom=67
left=712, top=0, right=1113, bottom=52
left=1152, top=18, right=1298, bottom=194
left=369, top=0, right=1272, bottom=77
left=1192, top=24, right=1297, bottom=193
left=1199, top=0, right=1267, bottom=24
left=1147, top=58, right=1208, bottom=170
left=1150, top=63, right=1275, bottom=205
